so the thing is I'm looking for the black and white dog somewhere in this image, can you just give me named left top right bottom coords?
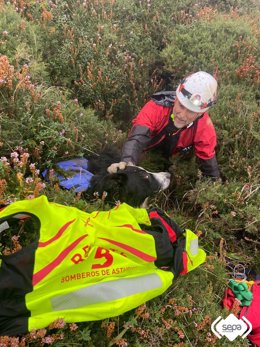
left=85, top=148, right=171, bottom=207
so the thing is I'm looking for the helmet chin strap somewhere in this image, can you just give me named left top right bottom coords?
left=186, top=122, right=194, bottom=128
left=186, top=113, right=204, bottom=128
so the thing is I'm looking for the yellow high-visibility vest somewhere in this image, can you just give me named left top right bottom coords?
left=0, top=195, right=206, bottom=335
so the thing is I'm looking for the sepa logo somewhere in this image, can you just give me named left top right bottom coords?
left=211, top=314, right=252, bottom=342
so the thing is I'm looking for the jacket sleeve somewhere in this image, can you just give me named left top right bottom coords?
left=193, top=114, right=220, bottom=179
left=198, top=155, right=220, bottom=179
left=121, top=100, right=167, bottom=164
left=121, top=125, right=151, bottom=164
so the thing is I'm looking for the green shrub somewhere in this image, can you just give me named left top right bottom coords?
left=36, top=0, right=163, bottom=123
left=184, top=180, right=259, bottom=236
left=161, top=12, right=259, bottom=85
left=0, top=55, right=123, bottom=166
left=0, top=5, right=49, bottom=84
left=212, top=84, right=259, bottom=179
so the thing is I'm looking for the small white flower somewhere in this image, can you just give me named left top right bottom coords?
left=25, top=177, right=34, bottom=184
left=10, top=152, right=19, bottom=158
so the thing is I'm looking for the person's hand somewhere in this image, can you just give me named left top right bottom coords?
left=107, top=161, right=133, bottom=174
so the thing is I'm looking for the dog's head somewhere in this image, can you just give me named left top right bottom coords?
left=88, top=165, right=171, bottom=207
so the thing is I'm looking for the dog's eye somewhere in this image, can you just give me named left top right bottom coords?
left=139, top=171, right=150, bottom=179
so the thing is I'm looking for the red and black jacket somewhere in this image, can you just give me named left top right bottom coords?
left=121, top=91, right=220, bottom=179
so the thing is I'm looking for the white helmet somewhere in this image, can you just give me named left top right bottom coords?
left=176, top=71, right=217, bottom=113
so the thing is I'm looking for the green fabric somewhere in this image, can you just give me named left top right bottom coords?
left=228, top=279, right=253, bottom=306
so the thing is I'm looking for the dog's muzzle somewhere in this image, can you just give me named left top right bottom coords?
left=152, top=172, right=171, bottom=191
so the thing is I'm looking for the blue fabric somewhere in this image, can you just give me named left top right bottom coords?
left=42, top=158, right=93, bottom=192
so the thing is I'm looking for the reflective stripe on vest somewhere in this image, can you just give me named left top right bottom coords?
left=185, top=229, right=206, bottom=273
left=52, top=273, right=162, bottom=311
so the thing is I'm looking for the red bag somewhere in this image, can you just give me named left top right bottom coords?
left=240, top=281, right=260, bottom=346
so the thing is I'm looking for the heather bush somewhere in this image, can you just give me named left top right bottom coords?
left=0, top=4, right=49, bottom=83
left=37, top=0, right=164, bottom=122
left=161, top=11, right=259, bottom=85
left=11, top=1, right=233, bottom=122
left=185, top=179, right=259, bottom=245
left=0, top=55, right=123, bottom=166
left=5, top=1, right=259, bottom=123
left=213, top=84, right=259, bottom=179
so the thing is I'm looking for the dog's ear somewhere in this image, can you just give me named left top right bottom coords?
left=106, top=172, right=128, bottom=187
left=99, top=172, right=128, bottom=202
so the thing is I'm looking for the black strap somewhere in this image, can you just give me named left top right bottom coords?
left=151, top=91, right=176, bottom=107
left=154, top=117, right=183, bottom=157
